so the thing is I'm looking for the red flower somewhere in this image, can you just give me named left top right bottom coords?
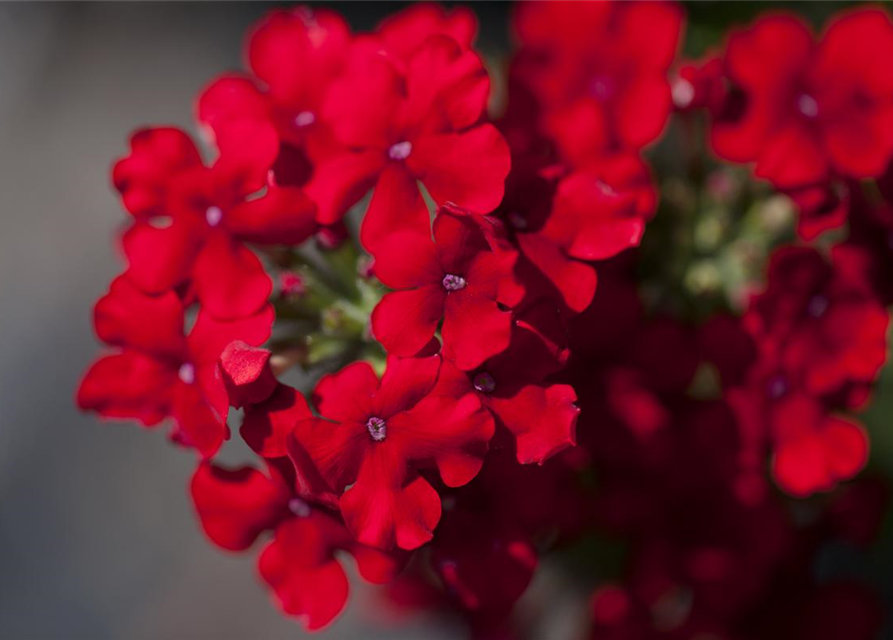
left=543, top=154, right=657, bottom=261
left=293, top=355, right=494, bottom=550
left=711, top=9, right=893, bottom=188
left=120, top=122, right=317, bottom=319
left=77, top=276, right=273, bottom=456
left=744, top=245, right=889, bottom=400
left=198, top=7, right=351, bottom=187
left=435, top=305, right=579, bottom=465
left=191, top=458, right=399, bottom=630
left=307, top=35, right=510, bottom=250
left=513, top=0, right=683, bottom=163
left=371, top=209, right=520, bottom=370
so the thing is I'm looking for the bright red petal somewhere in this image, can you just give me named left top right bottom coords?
left=371, top=286, right=445, bottom=358
left=409, top=124, right=511, bottom=214
left=190, top=462, right=290, bottom=551
left=77, top=352, right=175, bottom=425
left=193, top=232, right=272, bottom=320
left=242, top=384, right=312, bottom=458
left=225, top=187, right=317, bottom=245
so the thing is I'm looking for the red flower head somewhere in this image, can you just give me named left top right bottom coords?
left=513, top=0, right=683, bottom=163
left=711, top=9, right=893, bottom=188
left=120, top=122, right=317, bottom=319
left=306, top=34, right=511, bottom=251
left=77, top=276, right=273, bottom=456
left=198, top=6, right=352, bottom=186
left=293, top=355, right=494, bottom=550
left=191, top=457, right=399, bottom=630
left=371, top=209, right=521, bottom=370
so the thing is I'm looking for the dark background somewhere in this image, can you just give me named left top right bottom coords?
left=0, top=3, right=890, bottom=640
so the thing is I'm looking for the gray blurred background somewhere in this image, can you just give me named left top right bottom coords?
left=0, top=3, right=511, bottom=639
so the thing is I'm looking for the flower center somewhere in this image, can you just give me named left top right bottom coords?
left=366, top=416, right=387, bottom=442
left=766, top=373, right=788, bottom=400
left=589, top=75, right=615, bottom=101
left=442, top=273, right=467, bottom=291
left=807, top=294, right=829, bottom=318
left=288, top=497, right=311, bottom=517
left=472, top=371, right=496, bottom=394
left=294, top=111, right=316, bottom=128
left=508, top=211, right=528, bottom=230
left=205, top=206, right=223, bottom=227
left=671, top=77, right=695, bottom=109
left=797, top=93, right=819, bottom=118
left=388, top=141, right=412, bottom=161
left=178, top=363, right=196, bottom=385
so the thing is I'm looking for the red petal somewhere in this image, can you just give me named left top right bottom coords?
left=212, top=120, right=280, bottom=194
left=403, top=35, right=489, bottom=132
left=371, top=230, right=440, bottom=289
left=371, top=286, right=445, bottom=358
left=374, top=353, right=443, bottom=418
left=122, top=218, right=204, bottom=295
left=391, top=393, right=494, bottom=486
left=615, top=75, right=673, bottom=149
left=242, top=384, right=312, bottom=458
left=187, top=305, right=274, bottom=366
left=348, top=543, right=403, bottom=585
left=360, top=163, right=431, bottom=253
left=171, top=379, right=228, bottom=458
left=442, top=285, right=513, bottom=371
left=197, top=75, right=269, bottom=135
left=190, top=462, right=290, bottom=551
left=259, top=517, right=349, bottom=630
left=113, top=127, right=202, bottom=218
left=77, top=352, right=175, bottom=425
left=824, top=417, right=869, bottom=480
left=218, top=341, right=277, bottom=407
left=193, top=232, right=272, bottom=320
left=340, top=459, right=441, bottom=550
left=225, top=186, right=317, bottom=245
left=293, top=417, right=369, bottom=493
left=305, top=150, right=385, bottom=225
left=93, top=276, right=186, bottom=357
left=516, top=233, right=598, bottom=313
left=311, top=360, right=378, bottom=422
left=248, top=8, right=350, bottom=107
left=409, top=124, right=511, bottom=214
left=377, top=3, right=477, bottom=61
left=322, top=49, right=404, bottom=149
left=487, top=383, right=579, bottom=465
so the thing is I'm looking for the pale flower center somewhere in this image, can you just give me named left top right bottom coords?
left=388, top=141, right=412, bottom=161
left=366, top=416, right=387, bottom=442
left=797, top=93, right=819, bottom=118
left=178, top=363, right=196, bottom=385
left=205, top=206, right=223, bottom=227
left=442, top=273, right=467, bottom=291
left=294, top=111, right=316, bottom=128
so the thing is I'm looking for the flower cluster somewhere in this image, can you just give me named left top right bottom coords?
left=79, top=2, right=893, bottom=637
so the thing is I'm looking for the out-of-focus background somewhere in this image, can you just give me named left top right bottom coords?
left=2, top=3, right=892, bottom=640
